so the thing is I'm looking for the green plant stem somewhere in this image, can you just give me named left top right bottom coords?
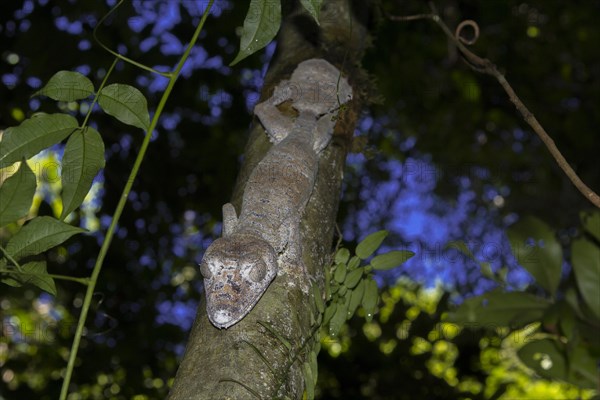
left=59, top=2, right=214, bottom=399
left=0, top=244, right=23, bottom=272
left=81, top=57, right=118, bottom=129
left=0, top=267, right=90, bottom=285
left=36, top=273, right=90, bottom=285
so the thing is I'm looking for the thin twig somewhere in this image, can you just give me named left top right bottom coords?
left=389, top=14, right=435, bottom=22
left=390, top=5, right=600, bottom=209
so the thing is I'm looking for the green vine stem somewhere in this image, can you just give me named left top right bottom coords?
left=93, top=0, right=171, bottom=77
left=59, top=2, right=215, bottom=398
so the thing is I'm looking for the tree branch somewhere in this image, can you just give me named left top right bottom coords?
left=168, top=1, right=365, bottom=399
left=391, top=4, right=600, bottom=209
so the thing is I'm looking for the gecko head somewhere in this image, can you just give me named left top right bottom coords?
left=199, top=234, right=278, bottom=329
left=287, top=58, right=353, bottom=115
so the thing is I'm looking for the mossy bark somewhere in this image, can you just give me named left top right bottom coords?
left=169, top=1, right=368, bottom=398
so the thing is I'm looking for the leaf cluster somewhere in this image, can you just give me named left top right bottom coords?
left=0, top=70, right=149, bottom=296
left=322, top=230, right=415, bottom=337
left=299, top=230, right=414, bottom=398
left=448, top=211, right=600, bottom=389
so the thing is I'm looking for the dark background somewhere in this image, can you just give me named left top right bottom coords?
left=0, top=1, right=598, bottom=398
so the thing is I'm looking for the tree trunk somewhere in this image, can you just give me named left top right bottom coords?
left=168, top=1, right=368, bottom=398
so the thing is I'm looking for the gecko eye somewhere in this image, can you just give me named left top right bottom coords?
left=199, top=261, right=212, bottom=279
left=244, top=262, right=266, bottom=283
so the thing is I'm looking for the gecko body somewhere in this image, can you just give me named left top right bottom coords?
left=200, top=59, right=352, bottom=329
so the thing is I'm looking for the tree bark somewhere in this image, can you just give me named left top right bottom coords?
left=169, top=1, right=368, bottom=398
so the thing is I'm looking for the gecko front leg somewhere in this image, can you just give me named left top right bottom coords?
left=254, top=78, right=297, bottom=144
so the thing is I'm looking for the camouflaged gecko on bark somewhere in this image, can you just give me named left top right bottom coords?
left=200, top=59, right=352, bottom=329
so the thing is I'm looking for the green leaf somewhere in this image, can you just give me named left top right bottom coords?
left=356, top=230, right=388, bottom=259
left=446, top=240, right=475, bottom=258
left=347, top=279, right=365, bottom=319
left=518, top=339, right=566, bottom=381
left=0, top=277, right=22, bottom=288
left=344, top=268, right=363, bottom=289
left=0, top=257, right=22, bottom=288
left=230, top=0, right=281, bottom=66
left=334, top=247, right=350, bottom=264
left=541, top=301, right=560, bottom=326
left=580, top=210, right=600, bottom=243
left=480, top=262, right=495, bottom=280
left=60, top=127, right=105, bottom=220
left=0, top=161, right=36, bottom=226
left=447, top=241, right=498, bottom=281
left=309, top=350, right=318, bottom=386
left=567, top=342, right=598, bottom=388
left=0, top=113, right=78, bottom=168
left=98, top=84, right=150, bottom=130
left=497, top=266, right=508, bottom=283
left=571, top=238, right=600, bottom=319
left=347, top=255, right=360, bottom=270
left=0, top=261, right=56, bottom=295
left=558, top=304, right=576, bottom=340
left=334, top=262, right=346, bottom=283
left=20, top=261, right=56, bottom=295
left=564, top=286, right=585, bottom=319
left=6, top=216, right=85, bottom=261
left=507, top=216, right=562, bottom=296
left=314, top=340, right=321, bottom=356
left=303, top=361, right=315, bottom=400
left=300, top=0, right=322, bottom=24
left=324, top=266, right=332, bottom=301
left=312, top=283, right=324, bottom=314
left=33, top=70, right=94, bottom=102
left=362, top=278, right=379, bottom=321
left=371, top=250, right=414, bottom=270
left=323, top=303, right=337, bottom=326
left=329, top=298, right=348, bottom=337
left=448, top=290, right=551, bottom=328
